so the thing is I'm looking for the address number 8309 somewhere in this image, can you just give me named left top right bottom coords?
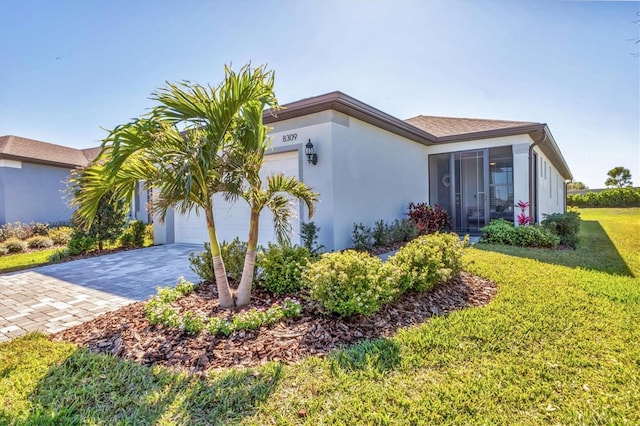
left=282, top=133, right=298, bottom=143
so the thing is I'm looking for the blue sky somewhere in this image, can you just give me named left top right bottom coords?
left=0, top=0, right=638, bottom=188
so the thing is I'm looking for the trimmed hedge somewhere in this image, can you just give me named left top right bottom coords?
left=567, top=187, right=640, bottom=207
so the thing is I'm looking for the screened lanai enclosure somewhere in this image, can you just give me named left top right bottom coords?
left=429, top=146, right=514, bottom=234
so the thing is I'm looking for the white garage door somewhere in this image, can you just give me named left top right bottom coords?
left=174, top=150, right=301, bottom=246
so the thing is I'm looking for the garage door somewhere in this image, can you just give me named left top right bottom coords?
left=174, top=150, right=301, bottom=246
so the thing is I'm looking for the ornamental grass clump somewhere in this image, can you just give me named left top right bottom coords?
left=388, top=232, right=466, bottom=293
left=303, top=250, right=404, bottom=317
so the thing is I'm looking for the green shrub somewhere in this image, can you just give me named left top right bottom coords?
left=47, top=249, right=70, bottom=263
left=514, top=225, right=560, bottom=248
left=3, top=238, right=28, bottom=253
left=189, top=238, right=247, bottom=282
left=66, top=229, right=96, bottom=255
left=256, top=243, right=311, bottom=295
left=181, top=311, right=205, bottom=335
left=120, top=220, right=146, bottom=248
left=26, top=236, right=54, bottom=249
left=31, top=222, right=50, bottom=237
left=145, top=223, right=154, bottom=244
left=567, top=187, right=640, bottom=207
left=388, top=233, right=466, bottom=293
left=388, top=218, right=419, bottom=243
left=373, top=220, right=392, bottom=247
left=480, top=219, right=518, bottom=245
left=481, top=220, right=560, bottom=248
left=352, top=223, right=373, bottom=251
left=300, top=222, right=324, bottom=255
left=542, top=211, right=581, bottom=248
left=303, top=250, right=401, bottom=317
left=48, top=226, right=73, bottom=245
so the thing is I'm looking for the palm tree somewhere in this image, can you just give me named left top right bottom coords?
left=71, top=64, right=278, bottom=308
left=227, top=101, right=318, bottom=306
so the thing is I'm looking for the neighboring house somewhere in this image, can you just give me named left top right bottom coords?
left=155, top=91, right=572, bottom=251
left=0, top=135, right=149, bottom=225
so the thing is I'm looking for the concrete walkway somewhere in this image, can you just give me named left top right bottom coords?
left=0, top=244, right=201, bottom=342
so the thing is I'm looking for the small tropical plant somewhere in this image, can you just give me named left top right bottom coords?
left=516, top=200, right=532, bottom=225
left=407, top=202, right=451, bottom=234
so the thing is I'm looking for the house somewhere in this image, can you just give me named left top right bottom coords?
left=155, top=91, right=572, bottom=251
left=0, top=135, right=149, bottom=225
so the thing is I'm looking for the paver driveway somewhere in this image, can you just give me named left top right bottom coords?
left=0, top=244, right=201, bottom=342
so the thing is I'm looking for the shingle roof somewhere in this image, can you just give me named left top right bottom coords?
left=405, top=115, right=540, bottom=138
left=0, top=135, right=98, bottom=168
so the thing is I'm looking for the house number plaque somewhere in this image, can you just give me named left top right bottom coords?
left=282, top=133, right=298, bottom=143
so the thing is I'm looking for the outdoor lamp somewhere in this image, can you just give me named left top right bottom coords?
left=305, top=139, right=318, bottom=165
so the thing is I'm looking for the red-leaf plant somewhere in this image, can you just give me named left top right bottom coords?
left=516, top=200, right=532, bottom=226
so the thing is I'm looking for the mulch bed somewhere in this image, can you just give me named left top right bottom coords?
left=51, top=272, right=497, bottom=374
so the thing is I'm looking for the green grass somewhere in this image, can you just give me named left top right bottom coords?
left=1, top=208, right=639, bottom=424
left=0, top=248, right=60, bottom=274
left=0, top=235, right=155, bottom=274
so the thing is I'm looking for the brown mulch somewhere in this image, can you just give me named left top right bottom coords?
left=51, top=272, right=497, bottom=374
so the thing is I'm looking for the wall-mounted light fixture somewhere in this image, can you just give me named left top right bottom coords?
left=305, top=139, right=318, bottom=165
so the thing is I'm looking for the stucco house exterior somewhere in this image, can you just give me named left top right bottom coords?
left=155, top=91, right=572, bottom=251
left=0, top=135, right=149, bottom=225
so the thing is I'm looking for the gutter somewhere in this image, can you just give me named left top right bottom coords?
left=528, top=126, right=547, bottom=223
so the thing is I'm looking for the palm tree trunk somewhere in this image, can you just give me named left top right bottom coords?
left=205, top=206, right=234, bottom=308
left=236, top=209, right=260, bottom=306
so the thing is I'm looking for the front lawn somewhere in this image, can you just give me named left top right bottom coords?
left=1, top=208, right=638, bottom=424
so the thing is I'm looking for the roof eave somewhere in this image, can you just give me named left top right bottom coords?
left=0, top=153, right=85, bottom=169
left=264, top=92, right=437, bottom=146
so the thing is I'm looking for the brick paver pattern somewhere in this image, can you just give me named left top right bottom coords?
left=0, top=272, right=133, bottom=341
left=0, top=244, right=200, bottom=342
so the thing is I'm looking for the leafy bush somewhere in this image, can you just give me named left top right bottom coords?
left=47, top=249, right=70, bottom=263
left=407, top=202, right=452, bottom=235
left=256, top=243, right=311, bottom=295
left=3, top=238, right=28, bottom=253
left=514, top=225, right=560, bottom=248
left=542, top=211, right=581, bottom=248
left=66, top=229, right=97, bottom=255
left=48, top=226, right=73, bottom=245
left=480, top=219, right=517, bottom=245
left=120, top=220, right=146, bottom=248
left=181, top=311, right=205, bottom=335
left=303, top=250, right=402, bottom=317
left=189, top=238, right=247, bottom=282
left=145, top=223, right=154, bottom=243
left=352, top=223, right=373, bottom=251
left=388, top=233, right=466, bottom=293
left=26, top=236, right=54, bottom=249
left=300, top=222, right=324, bottom=255
left=388, top=218, right=419, bottom=243
left=372, top=220, right=392, bottom=247
left=31, top=222, right=50, bottom=237
left=0, top=246, right=8, bottom=256
left=481, top=220, right=560, bottom=248
left=567, top=187, right=640, bottom=207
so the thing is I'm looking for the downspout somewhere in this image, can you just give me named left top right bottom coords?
left=528, top=127, right=546, bottom=223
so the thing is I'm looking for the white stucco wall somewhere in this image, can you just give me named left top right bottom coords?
left=533, top=146, right=565, bottom=222
left=331, top=116, right=430, bottom=250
